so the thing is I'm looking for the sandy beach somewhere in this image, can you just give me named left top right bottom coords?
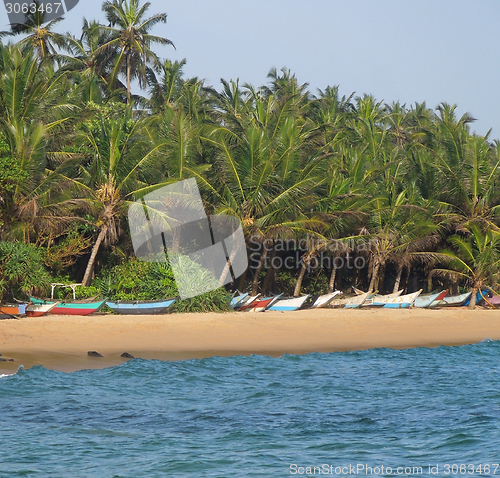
left=1, top=307, right=500, bottom=373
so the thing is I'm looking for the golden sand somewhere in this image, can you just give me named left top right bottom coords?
left=1, top=308, right=500, bottom=373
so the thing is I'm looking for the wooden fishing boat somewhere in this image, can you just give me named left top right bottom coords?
left=380, top=290, right=422, bottom=308
left=30, top=298, right=107, bottom=316
left=230, top=293, right=249, bottom=309
left=435, top=292, right=472, bottom=307
left=106, top=298, right=177, bottom=315
left=310, top=291, right=342, bottom=308
left=463, top=290, right=489, bottom=307
left=268, top=295, right=310, bottom=311
left=479, top=291, right=500, bottom=306
left=354, top=287, right=403, bottom=298
left=362, top=290, right=406, bottom=307
left=26, top=301, right=60, bottom=317
left=241, top=294, right=283, bottom=312
left=330, top=291, right=371, bottom=308
left=0, top=303, right=28, bottom=319
left=237, top=294, right=261, bottom=311
left=413, top=290, right=448, bottom=308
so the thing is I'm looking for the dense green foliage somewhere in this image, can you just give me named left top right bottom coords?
left=1, top=0, right=500, bottom=310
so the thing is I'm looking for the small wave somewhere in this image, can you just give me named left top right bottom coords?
left=0, top=373, right=13, bottom=378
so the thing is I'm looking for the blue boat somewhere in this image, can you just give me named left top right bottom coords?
left=230, top=293, right=249, bottom=309
left=106, top=299, right=177, bottom=315
left=268, top=295, right=310, bottom=311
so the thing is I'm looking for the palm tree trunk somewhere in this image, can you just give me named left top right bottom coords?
left=126, top=54, right=131, bottom=103
left=82, top=225, right=108, bottom=286
left=427, top=273, right=433, bottom=293
left=469, top=287, right=477, bottom=310
left=218, top=241, right=242, bottom=286
left=251, top=247, right=268, bottom=295
left=393, top=264, right=404, bottom=294
left=294, top=260, right=308, bottom=297
left=368, top=261, right=380, bottom=293
left=328, top=264, right=337, bottom=293
left=262, top=246, right=276, bottom=294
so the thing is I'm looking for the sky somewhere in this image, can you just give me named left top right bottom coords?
left=1, top=0, right=499, bottom=138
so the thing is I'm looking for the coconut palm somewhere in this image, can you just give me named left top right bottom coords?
left=0, top=44, right=79, bottom=240
left=97, top=0, right=174, bottom=101
left=4, top=5, right=69, bottom=61
left=429, top=223, right=500, bottom=309
left=75, top=104, right=167, bottom=285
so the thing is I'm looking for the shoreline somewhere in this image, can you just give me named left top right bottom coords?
left=1, top=308, right=500, bottom=373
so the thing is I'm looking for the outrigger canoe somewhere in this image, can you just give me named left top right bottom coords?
left=26, top=301, right=60, bottom=317
left=106, top=298, right=176, bottom=315
left=30, top=298, right=106, bottom=316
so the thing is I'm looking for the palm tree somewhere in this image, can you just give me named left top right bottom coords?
left=429, top=223, right=500, bottom=309
left=0, top=43, right=79, bottom=240
left=97, top=0, right=175, bottom=101
left=60, top=19, right=117, bottom=101
left=75, top=104, right=167, bottom=285
left=199, top=103, right=326, bottom=294
left=4, top=5, right=69, bottom=61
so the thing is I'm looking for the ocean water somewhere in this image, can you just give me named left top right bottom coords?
left=2, top=342, right=500, bottom=477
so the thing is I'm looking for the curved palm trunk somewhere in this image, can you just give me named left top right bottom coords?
left=82, top=225, right=108, bottom=286
left=393, top=264, right=404, bottom=294
left=468, top=287, right=477, bottom=310
left=368, top=260, right=380, bottom=293
left=328, top=264, right=337, bottom=293
left=294, top=260, right=308, bottom=297
left=218, top=242, right=242, bottom=286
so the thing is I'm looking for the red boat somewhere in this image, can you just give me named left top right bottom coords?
left=239, top=294, right=282, bottom=312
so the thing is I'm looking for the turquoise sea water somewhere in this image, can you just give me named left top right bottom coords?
left=2, top=341, right=500, bottom=477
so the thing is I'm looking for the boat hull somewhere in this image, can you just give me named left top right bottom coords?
left=30, top=298, right=106, bottom=316
left=0, top=303, right=27, bottom=318
left=311, top=291, right=342, bottom=308
left=269, top=296, right=309, bottom=311
left=26, top=302, right=59, bottom=317
left=106, top=299, right=176, bottom=315
left=413, top=290, right=448, bottom=308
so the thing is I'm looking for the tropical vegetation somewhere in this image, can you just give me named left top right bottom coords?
left=1, top=0, right=500, bottom=310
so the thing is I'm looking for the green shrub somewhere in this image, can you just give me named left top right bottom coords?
left=0, top=242, right=51, bottom=299
left=93, top=260, right=177, bottom=300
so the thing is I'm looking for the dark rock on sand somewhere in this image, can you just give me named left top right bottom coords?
left=120, top=352, right=135, bottom=359
left=87, top=351, right=103, bottom=357
left=0, top=357, right=14, bottom=362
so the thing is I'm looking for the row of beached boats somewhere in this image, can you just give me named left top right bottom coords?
left=230, top=288, right=497, bottom=312
left=0, top=288, right=497, bottom=319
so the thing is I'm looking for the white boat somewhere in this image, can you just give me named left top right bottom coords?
left=435, top=292, right=472, bottom=307
left=413, top=290, right=448, bottom=308
left=380, top=290, right=422, bottom=308
left=26, top=302, right=60, bottom=317
left=354, top=287, right=403, bottom=298
left=311, top=291, right=342, bottom=308
left=330, top=291, right=371, bottom=308
left=268, top=295, right=310, bottom=311
left=362, top=290, right=405, bottom=307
